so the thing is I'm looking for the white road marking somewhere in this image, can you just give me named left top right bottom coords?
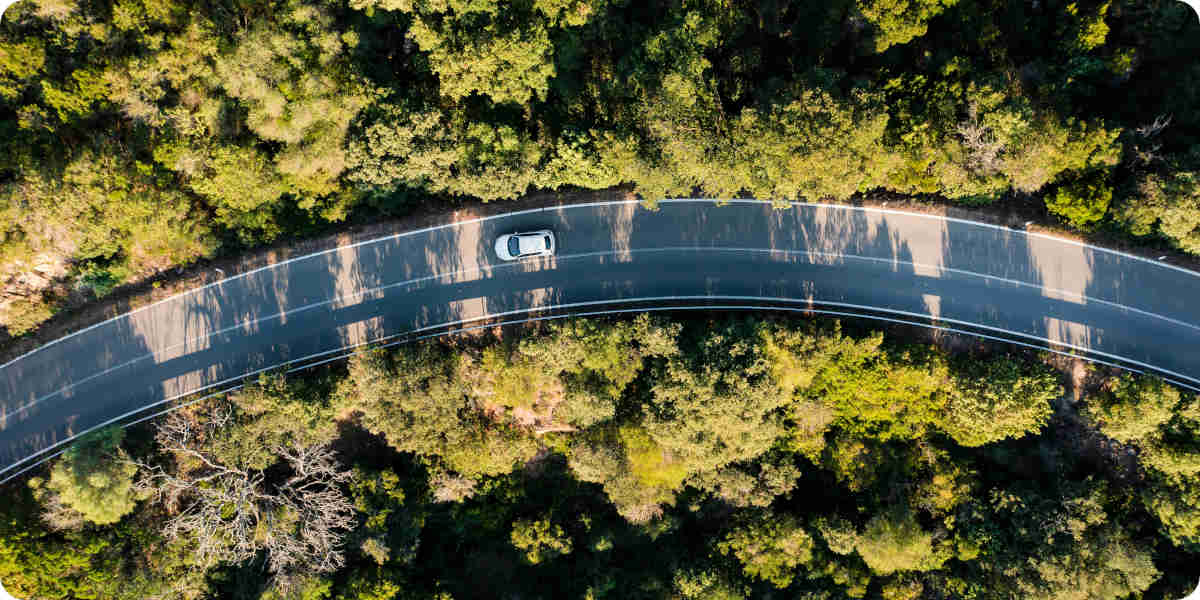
left=5, top=297, right=1197, bottom=484
left=9, top=245, right=1200, bottom=419
left=5, top=198, right=1198, bottom=370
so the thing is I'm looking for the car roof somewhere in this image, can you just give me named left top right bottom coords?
left=517, top=234, right=546, bottom=255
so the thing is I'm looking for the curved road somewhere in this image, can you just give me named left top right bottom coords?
left=4, top=199, right=1200, bottom=478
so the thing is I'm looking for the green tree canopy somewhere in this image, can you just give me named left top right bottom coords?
left=856, top=0, right=959, bottom=53
left=510, top=517, right=573, bottom=564
left=717, top=515, right=814, bottom=588
left=32, top=427, right=138, bottom=527
left=1046, top=172, right=1114, bottom=229
left=852, top=510, right=946, bottom=575
left=938, top=355, right=1060, bottom=447
left=1086, top=374, right=1181, bottom=444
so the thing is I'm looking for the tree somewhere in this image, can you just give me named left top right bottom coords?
left=437, top=419, right=541, bottom=479
left=973, top=481, right=1161, bottom=600
left=856, top=0, right=959, bottom=52
left=1086, top=374, right=1180, bottom=444
left=885, top=80, right=1121, bottom=203
left=1140, top=439, right=1200, bottom=481
left=30, top=427, right=139, bottom=528
left=3, top=148, right=214, bottom=277
left=3, top=460, right=208, bottom=599
left=1116, top=168, right=1200, bottom=255
left=346, top=108, right=460, bottom=191
left=428, top=467, right=479, bottom=503
left=156, top=142, right=291, bottom=242
left=397, top=0, right=588, bottom=105
left=733, top=84, right=902, bottom=202
left=762, top=321, right=881, bottom=457
left=210, top=4, right=375, bottom=197
left=803, top=342, right=953, bottom=442
left=0, top=517, right=119, bottom=599
left=348, top=469, right=425, bottom=566
left=852, top=510, right=946, bottom=575
left=822, top=433, right=897, bottom=493
left=510, top=517, right=573, bottom=564
left=814, top=516, right=858, bottom=556
left=1046, top=172, right=1114, bottom=229
left=996, top=514, right=1161, bottom=600
left=641, top=319, right=790, bottom=478
left=0, top=296, right=55, bottom=337
left=566, top=426, right=677, bottom=522
left=717, top=515, right=814, bottom=588
left=517, top=315, right=679, bottom=427
left=341, top=344, right=541, bottom=479
left=1019, top=538, right=1159, bottom=600
left=999, top=118, right=1120, bottom=195
left=912, top=451, right=975, bottom=518
left=0, top=39, right=46, bottom=101
left=688, top=455, right=802, bottom=508
left=258, top=577, right=334, bottom=600
left=607, top=8, right=737, bottom=203
left=134, top=403, right=356, bottom=595
left=880, top=575, right=924, bottom=600
left=346, top=106, right=546, bottom=201
left=340, top=346, right=470, bottom=458
left=411, top=19, right=556, bottom=106
left=1143, top=478, right=1200, bottom=547
left=671, top=568, right=746, bottom=600
left=215, top=373, right=340, bottom=470
left=463, top=343, right=565, bottom=416
left=939, top=356, right=1060, bottom=447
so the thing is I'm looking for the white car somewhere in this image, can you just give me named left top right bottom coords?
left=495, top=230, right=556, bottom=261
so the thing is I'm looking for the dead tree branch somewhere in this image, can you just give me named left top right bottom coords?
left=133, top=407, right=355, bottom=593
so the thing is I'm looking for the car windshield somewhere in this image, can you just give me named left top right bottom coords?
left=507, top=237, right=521, bottom=256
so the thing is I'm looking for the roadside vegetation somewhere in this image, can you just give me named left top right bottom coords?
left=1, top=314, right=1196, bottom=599
left=1, top=0, right=1199, bottom=337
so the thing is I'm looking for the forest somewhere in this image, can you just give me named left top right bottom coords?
left=1, top=0, right=1200, bottom=336
left=0, top=314, right=1197, bottom=599
left=3, top=1, right=1200, bottom=595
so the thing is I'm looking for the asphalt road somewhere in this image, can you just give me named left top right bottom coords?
left=3, top=198, right=1200, bottom=478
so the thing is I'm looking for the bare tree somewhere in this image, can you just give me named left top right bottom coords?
left=1135, top=114, right=1172, bottom=138
left=134, top=406, right=355, bottom=594
left=1132, top=114, right=1172, bottom=165
left=957, top=105, right=1005, bottom=175
left=429, top=468, right=478, bottom=503
left=32, top=486, right=86, bottom=531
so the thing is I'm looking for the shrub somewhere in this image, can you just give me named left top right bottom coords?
left=1046, top=173, right=1113, bottom=229
left=1, top=296, right=54, bottom=337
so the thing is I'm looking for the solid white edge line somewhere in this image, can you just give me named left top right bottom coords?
left=5, top=197, right=1199, bottom=370
left=707, top=198, right=1200, bottom=279
left=0, top=200, right=606, bottom=370
left=12, top=243, right=1200, bottom=417
left=2, top=297, right=1197, bottom=482
left=0, top=387, right=239, bottom=485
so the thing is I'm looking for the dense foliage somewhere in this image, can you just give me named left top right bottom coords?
left=1, top=314, right=1197, bottom=599
left=2, top=0, right=1199, bottom=335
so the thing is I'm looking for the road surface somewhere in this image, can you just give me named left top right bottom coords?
left=3, top=199, right=1200, bottom=478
